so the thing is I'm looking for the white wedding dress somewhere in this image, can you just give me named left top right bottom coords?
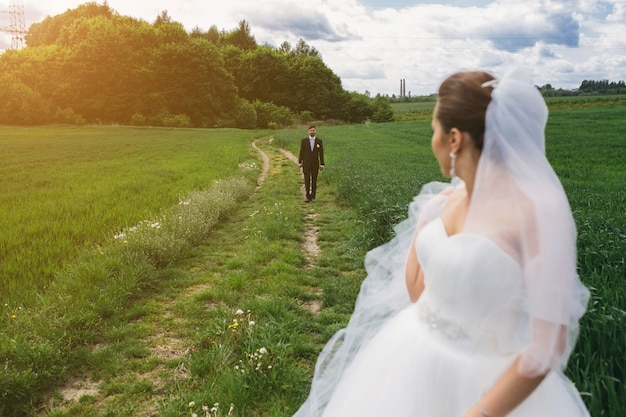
left=317, top=217, right=590, bottom=417
left=294, top=69, right=591, bottom=417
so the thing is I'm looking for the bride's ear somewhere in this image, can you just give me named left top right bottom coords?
left=448, top=128, right=464, bottom=154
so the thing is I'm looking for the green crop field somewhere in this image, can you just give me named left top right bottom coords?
left=391, top=94, right=626, bottom=121
left=0, top=126, right=262, bottom=306
left=0, top=103, right=624, bottom=416
left=276, top=105, right=626, bottom=415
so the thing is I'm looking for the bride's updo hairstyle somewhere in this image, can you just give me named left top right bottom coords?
left=435, top=71, right=494, bottom=150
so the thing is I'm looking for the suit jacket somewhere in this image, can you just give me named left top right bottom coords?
left=298, top=137, right=325, bottom=170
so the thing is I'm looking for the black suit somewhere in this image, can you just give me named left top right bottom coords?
left=298, top=137, right=325, bottom=201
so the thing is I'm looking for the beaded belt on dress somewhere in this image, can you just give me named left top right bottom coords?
left=417, top=300, right=469, bottom=340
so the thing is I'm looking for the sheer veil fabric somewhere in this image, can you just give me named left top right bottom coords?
left=292, top=68, right=589, bottom=416
left=466, top=67, right=589, bottom=376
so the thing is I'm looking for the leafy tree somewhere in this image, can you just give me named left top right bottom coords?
left=221, top=20, right=257, bottom=50
left=233, top=46, right=291, bottom=105
left=0, top=73, right=50, bottom=124
left=151, top=38, right=237, bottom=127
left=0, top=45, right=66, bottom=110
left=46, top=14, right=158, bottom=123
left=253, top=100, right=293, bottom=128
left=371, top=95, right=394, bottom=123
left=579, top=79, right=626, bottom=94
left=287, top=55, right=348, bottom=118
left=190, top=25, right=220, bottom=44
left=3, top=4, right=361, bottom=126
left=342, top=91, right=374, bottom=123
left=292, top=38, right=320, bottom=58
left=26, top=1, right=115, bottom=47
left=234, top=99, right=257, bottom=129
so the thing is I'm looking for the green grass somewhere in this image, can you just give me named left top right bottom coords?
left=391, top=94, right=626, bottom=121
left=0, top=104, right=624, bottom=416
left=276, top=121, right=444, bottom=246
left=276, top=107, right=626, bottom=416
left=0, top=126, right=262, bottom=306
left=545, top=94, right=626, bottom=110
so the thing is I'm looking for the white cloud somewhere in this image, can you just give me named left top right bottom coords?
left=2, top=0, right=624, bottom=95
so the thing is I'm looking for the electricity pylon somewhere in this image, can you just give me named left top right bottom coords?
left=0, top=0, right=27, bottom=50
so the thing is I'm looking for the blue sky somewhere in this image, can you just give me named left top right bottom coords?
left=2, top=0, right=625, bottom=95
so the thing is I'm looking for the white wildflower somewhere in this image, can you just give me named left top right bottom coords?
left=259, top=347, right=268, bottom=355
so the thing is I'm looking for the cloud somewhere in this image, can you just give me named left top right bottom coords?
left=431, top=6, right=580, bottom=52
left=242, top=1, right=360, bottom=42
left=252, top=9, right=353, bottom=42
left=0, top=34, right=10, bottom=51
left=341, top=64, right=387, bottom=80
left=6, top=0, right=626, bottom=95
left=537, top=43, right=558, bottom=58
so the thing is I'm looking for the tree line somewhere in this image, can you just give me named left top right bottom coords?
left=0, top=2, right=393, bottom=127
left=389, top=80, right=626, bottom=103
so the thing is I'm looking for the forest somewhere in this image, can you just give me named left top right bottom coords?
left=0, top=2, right=393, bottom=128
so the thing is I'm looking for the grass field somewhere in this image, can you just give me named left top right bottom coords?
left=275, top=105, right=626, bottom=415
left=0, top=126, right=262, bottom=306
left=0, top=103, right=624, bottom=416
left=391, top=94, right=626, bottom=121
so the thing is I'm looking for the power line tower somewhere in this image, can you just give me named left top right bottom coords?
left=0, top=0, right=27, bottom=50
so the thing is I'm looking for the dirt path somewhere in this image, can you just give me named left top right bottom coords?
left=277, top=146, right=322, bottom=315
left=252, top=138, right=271, bottom=190
left=56, top=137, right=323, bottom=413
left=256, top=138, right=320, bottom=270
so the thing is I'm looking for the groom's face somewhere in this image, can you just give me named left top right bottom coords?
left=309, top=128, right=316, bottom=137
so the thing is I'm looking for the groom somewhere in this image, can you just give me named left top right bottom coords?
left=298, top=125, right=325, bottom=202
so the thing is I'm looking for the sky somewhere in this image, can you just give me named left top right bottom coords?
left=1, top=0, right=625, bottom=95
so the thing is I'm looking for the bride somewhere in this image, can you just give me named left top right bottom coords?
left=292, top=68, right=592, bottom=417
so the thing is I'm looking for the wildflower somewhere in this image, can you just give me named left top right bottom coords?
left=189, top=401, right=196, bottom=408
left=259, top=347, right=268, bottom=355
left=10, top=314, right=16, bottom=319
left=235, top=309, right=244, bottom=315
left=202, top=405, right=209, bottom=411
left=228, top=404, right=235, bottom=415
left=248, top=321, right=255, bottom=326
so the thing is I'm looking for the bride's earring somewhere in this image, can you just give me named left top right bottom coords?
left=449, top=152, right=457, bottom=179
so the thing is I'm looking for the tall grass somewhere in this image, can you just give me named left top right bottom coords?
left=0, top=126, right=261, bottom=306
left=0, top=172, right=256, bottom=417
left=275, top=105, right=626, bottom=415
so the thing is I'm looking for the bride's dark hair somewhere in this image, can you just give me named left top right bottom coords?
left=436, top=71, right=495, bottom=150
